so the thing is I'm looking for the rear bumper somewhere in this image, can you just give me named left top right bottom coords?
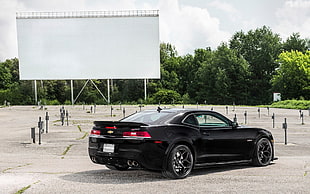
left=88, top=136, right=167, bottom=170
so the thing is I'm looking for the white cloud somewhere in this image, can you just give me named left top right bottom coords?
left=159, top=0, right=231, bottom=55
left=0, top=0, right=19, bottom=61
left=275, top=0, right=310, bottom=39
left=208, top=0, right=239, bottom=22
left=1, top=0, right=308, bottom=61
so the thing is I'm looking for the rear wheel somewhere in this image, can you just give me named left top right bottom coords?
left=162, top=145, right=193, bottom=179
left=106, top=164, right=129, bottom=171
left=252, top=138, right=273, bottom=166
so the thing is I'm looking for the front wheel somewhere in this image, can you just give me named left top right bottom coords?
left=162, top=145, right=193, bottom=179
left=252, top=138, right=273, bottom=166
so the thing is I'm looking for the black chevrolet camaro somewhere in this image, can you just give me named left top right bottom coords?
left=88, top=108, right=275, bottom=179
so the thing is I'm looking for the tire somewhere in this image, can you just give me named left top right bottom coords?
left=106, top=164, right=129, bottom=171
left=162, top=145, right=194, bottom=179
left=252, top=138, right=273, bottom=166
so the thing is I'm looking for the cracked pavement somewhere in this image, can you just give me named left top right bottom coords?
left=0, top=105, right=309, bottom=193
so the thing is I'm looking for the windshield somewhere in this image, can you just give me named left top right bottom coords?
left=121, top=111, right=175, bottom=125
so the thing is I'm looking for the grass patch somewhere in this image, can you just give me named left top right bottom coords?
left=15, top=185, right=31, bottom=194
left=62, top=144, right=73, bottom=156
left=15, top=181, right=40, bottom=194
left=2, top=167, right=13, bottom=173
left=269, top=100, right=310, bottom=110
left=2, top=163, right=31, bottom=173
left=77, top=125, right=82, bottom=132
left=76, top=132, right=89, bottom=140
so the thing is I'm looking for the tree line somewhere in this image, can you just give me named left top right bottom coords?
left=0, top=26, right=309, bottom=105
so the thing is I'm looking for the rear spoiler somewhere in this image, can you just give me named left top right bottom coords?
left=93, top=121, right=148, bottom=128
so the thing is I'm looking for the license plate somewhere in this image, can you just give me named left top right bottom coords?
left=103, top=144, right=115, bottom=153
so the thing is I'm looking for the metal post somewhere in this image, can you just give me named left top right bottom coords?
left=45, top=112, right=49, bottom=133
left=94, top=104, right=96, bottom=113
left=31, top=127, right=35, bottom=143
left=226, top=106, right=228, bottom=115
left=234, top=114, right=237, bottom=123
left=107, top=79, right=110, bottom=104
left=61, top=111, right=64, bottom=126
left=283, top=118, right=287, bottom=145
left=34, top=80, right=38, bottom=104
left=301, top=112, right=304, bottom=125
left=38, top=117, right=42, bottom=145
left=71, top=80, right=74, bottom=105
left=258, top=108, right=260, bottom=118
left=111, top=106, right=113, bottom=117
left=123, top=108, right=126, bottom=118
left=244, top=111, right=247, bottom=124
left=272, top=113, right=275, bottom=128
left=144, top=79, right=147, bottom=101
left=267, top=107, right=270, bottom=116
left=66, top=110, right=69, bottom=126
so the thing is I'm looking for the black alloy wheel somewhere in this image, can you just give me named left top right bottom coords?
left=163, top=145, right=194, bottom=179
left=252, top=138, right=273, bottom=166
left=105, top=164, right=129, bottom=171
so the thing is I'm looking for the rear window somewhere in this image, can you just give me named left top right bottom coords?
left=121, top=111, right=174, bottom=125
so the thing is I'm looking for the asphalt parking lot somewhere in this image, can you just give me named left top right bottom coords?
left=0, top=105, right=309, bottom=193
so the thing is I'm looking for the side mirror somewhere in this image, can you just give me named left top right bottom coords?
left=232, top=122, right=238, bottom=128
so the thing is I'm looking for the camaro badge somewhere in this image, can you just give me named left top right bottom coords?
left=107, top=130, right=114, bottom=134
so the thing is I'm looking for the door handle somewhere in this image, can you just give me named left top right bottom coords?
left=202, top=132, right=210, bottom=136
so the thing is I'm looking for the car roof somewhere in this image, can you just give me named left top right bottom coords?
left=143, top=108, right=214, bottom=114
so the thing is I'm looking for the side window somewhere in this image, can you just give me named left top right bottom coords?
left=183, top=115, right=198, bottom=126
left=195, top=114, right=229, bottom=127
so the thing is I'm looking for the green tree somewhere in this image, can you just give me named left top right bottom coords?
left=160, top=43, right=178, bottom=64
left=272, top=50, right=310, bottom=100
left=187, top=48, right=213, bottom=102
left=212, top=44, right=250, bottom=104
left=229, top=26, right=282, bottom=104
left=149, top=43, right=181, bottom=98
left=177, top=54, right=194, bottom=96
left=112, top=79, right=144, bottom=103
left=0, top=58, right=34, bottom=105
left=282, top=33, right=308, bottom=53
left=191, top=45, right=249, bottom=105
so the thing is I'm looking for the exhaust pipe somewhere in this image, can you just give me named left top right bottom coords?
left=127, top=160, right=139, bottom=167
left=127, top=160, right=133, bottom=166
left=132, top=161, right=139, bottom=167
left=91, top=157, right=97, bottom=163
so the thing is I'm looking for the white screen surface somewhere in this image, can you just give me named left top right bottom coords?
left=16, top=12, right=160, bottom=80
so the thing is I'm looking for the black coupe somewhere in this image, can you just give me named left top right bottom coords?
left=88, top=108, right=275, bottom=179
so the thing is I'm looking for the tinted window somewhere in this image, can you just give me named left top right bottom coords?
left=183, top=115, right=198, bottom=126
left=121, top=111, right=174, bottom=125
left=195, top=114, right=229, bottom=127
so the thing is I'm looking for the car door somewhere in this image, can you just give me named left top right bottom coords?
left=194, top=112, right=252, bottom=164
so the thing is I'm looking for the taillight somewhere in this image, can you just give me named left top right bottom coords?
left=91, top=129, right=101, bottom=135
left=123, top=131, right=151, bottom=138
left=105, top=126, right=117, bottom=129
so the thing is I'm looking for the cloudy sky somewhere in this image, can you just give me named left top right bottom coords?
left=0, top=0, right=309, bottom=61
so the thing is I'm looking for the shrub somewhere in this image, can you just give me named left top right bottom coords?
left=270, top=100, right=310, bottom=110
left=152, top=89, right=181, bottom=104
